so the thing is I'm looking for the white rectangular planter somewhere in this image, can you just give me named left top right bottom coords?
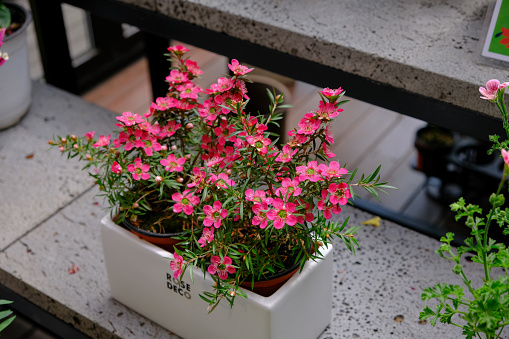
left=101, top=215, right=333, bottom=339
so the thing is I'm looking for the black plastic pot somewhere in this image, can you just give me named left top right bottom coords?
left=414, top=125, right=455, bottom=177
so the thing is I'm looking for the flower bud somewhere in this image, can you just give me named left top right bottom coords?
left=186, top=123, right=193, bottom=129
left=71, top=135, right=77, bottom=141
left=185, top=154, right=191, bottom=159
left=230, top=291, right=236, bottom=297
left=177, top=177, right=184, bottom=183
left=48, top=140, right=53, bottom=145
left=86, top=154, right=92, bottom=161
left=59, top=146, right=65, bottom=152
left=61, top=137, right=66, bottom=143
left=171, top=145, right=177, bottom=150
left=161, top=145, right=168, bottom=151
left=155, top=176, right=163, bottom=184
left=132, top=202, right=139, bottom=209
left=73, top=144, right=79, bottom=149
left=226, top=169, right=232, bottom=176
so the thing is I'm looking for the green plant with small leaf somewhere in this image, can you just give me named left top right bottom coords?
left=0, top=299, right=15, bottom=333
left=0, top=1, right=10, bottom=29
left=420, top=80, right=509, bottom=339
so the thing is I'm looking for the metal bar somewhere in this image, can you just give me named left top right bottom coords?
left=141, top=32, right=170, bottom=100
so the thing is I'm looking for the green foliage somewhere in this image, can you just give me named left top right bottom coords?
left=421, top=83, right=509, bottom=338
left=0, top=1, right=10, bottom=29
left=0, top=300, right=15, bottom=333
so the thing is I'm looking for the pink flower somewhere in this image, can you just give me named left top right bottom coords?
left=296, top=161, right=323, bottom=182
left=187, top=167, right=207, bottom=189
left=170, top=253, right=184, bottom=278
left=276, top=177, right=301, bottom=198
left=246, top=134, right=271, bottom=154
left=252, top=201, right=270, bottom=229
left=126, top=158, right=150, bottom=180
left=111, top=161, right=122, bottom=174
left=328, top=183, right=352, bottom=205
left=207, top=256, right=236, bottom=280
left=177, top=82, right=201, bottom=99
left=185, top=59, right=203, bottom=76
left=167, top=45, right=189, bottom=54
left=92, top=134, right=110, bottom=147
left=0, top=28, right=5, bottom=49
left=297, top=117, right=321, bottom=135
left=203, top=201, right=229, bottom=228
left=149, top=96, right=176, bottom=114
left=245, top=189, right=273, bottom=205
left=320, top=87, right=343, bottom=98
left=160, top=154, right=186, bottom=172
left=317, top=161, right=348, bottom=179
left=316, top=101, right=342, bottom=120
left=209, top=173, right=235, bottom=189
left=116, top=111, right=144, bottom=126
left=228, top=59, right=253, bottom=75
left=317, top=189, right=342, bottom=219
left=84, top=131, right=95, bottom=141
left=502, top=149, right=509, bottom=167
left=276, top=145, right=297, bottom=163
left=172, top=189, right=200, bottom=215
left=267, top=198, right=297, bottom=229
left=166, top=69, right=189, bottom=84
left=479, top=79, right=509, bottom=101
left=198, top=227, right=214, bottom=247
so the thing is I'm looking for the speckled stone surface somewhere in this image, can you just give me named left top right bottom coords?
left=151, top=0, right=509, bottom=120
left=0, top=82, right=505, bottom=338
left=0, top=81, right=117, bottom=251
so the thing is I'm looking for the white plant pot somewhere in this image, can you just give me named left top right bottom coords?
left=101, top=214, right=333, bottom=339
left=0, top=3, right=32, bottom=130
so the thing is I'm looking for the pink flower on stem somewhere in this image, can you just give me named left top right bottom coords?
left=187, top=167, right=207, bottom=189
left=141, top=136, right=162, bottom=156
left=185, top=59, right=203, bottom=76
left=111, top=161, right=122, bottom=174
left=276, top=177, right=301, bottom=198
left=228, top=59, right=253, bottom=75
left=207, top=256, right=236, bottom=280
left=214, top=120, right=237, bottom=146
left=267, top=198, right=297, bottom=229
left=92, top=135, right=110, bottom=148
left=317, top=161, right=348, bottom=179
left=316, top=101, right=342, bottom=120
left=116, top=111, right=144, bottom=126
left=203, top=201, right=229, bottom=228
left=167, top=45, right=189, bottom=54
left=246, top=134, right=272, bottom=154
left=245, top=189, right=273, bottom=205
left=166, top=69, right=189, bottom=84
left=198, top=227, right=214, bottom=247
left=84, top=131, right=95, bottom=141
left=276, top=145, right=297, bottom=163
left=320, top=87, right=343, bottom=99
left=296, top=161, right=323, bottom=182
left=126, top=158, right=150, bottom=180
left=170, top=253, right=184, bottom=278
left=479, top=79, right=509, bottom=101
left=322, top=143, right=336, bottom=158
left=160, top=154, right=186, bottom=172
left=149, top=96, right=176, bottom=115
left=502, top=149, right=509, bottom=167
left=328, top=182, right=352, bottom=205
left=252, top=201, right=270, bottom=229
left=317, top=190, right=342, bottom=219
left=172, top=189, right=200, bottom=215
left=177, top=82, right=201, bottom=99
left=297, top=117, right=321, bottom=135
left=209, top=173, right=235, bottom=189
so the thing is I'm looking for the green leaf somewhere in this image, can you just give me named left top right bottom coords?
left=0, top=315, right=15, bottom=332
left=0, top=4, right=11, bottom=29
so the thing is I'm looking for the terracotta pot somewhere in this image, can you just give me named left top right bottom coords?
left=240, top=264, right=300, bottom=297
left=0, top=2, right=32, bottom=130
left=121, top=218, right=184, bottom=252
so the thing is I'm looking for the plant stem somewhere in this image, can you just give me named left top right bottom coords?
left=482, top=172, right=507, bottom=281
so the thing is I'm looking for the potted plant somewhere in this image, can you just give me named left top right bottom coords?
left=51, top=46, right=391, bottom=338
left=0, top=0, right=32, bottom=130
left=414, top=123, right=455, bottom=178
left=420, top=79, right=509, bottom=338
